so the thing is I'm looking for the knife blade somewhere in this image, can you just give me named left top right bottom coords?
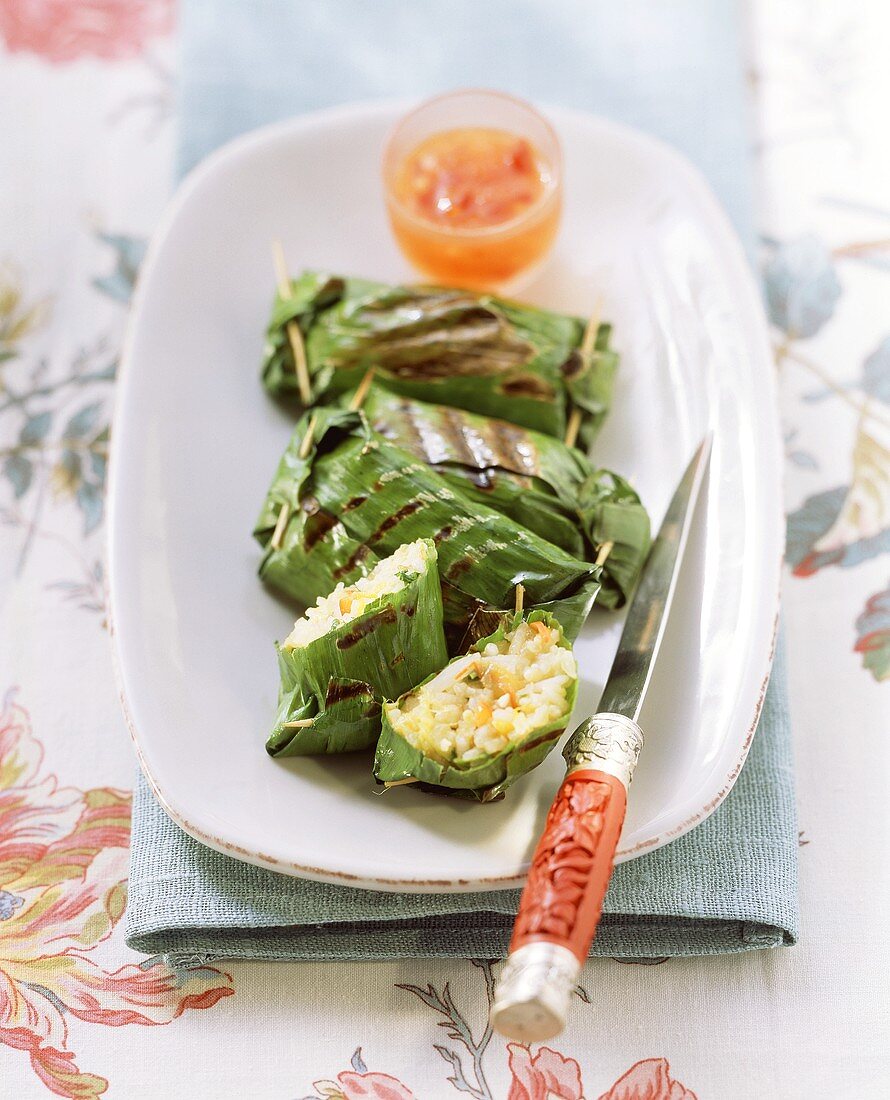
left=598, top=432, right=713, bottom=720
left=489, top=433, right=713, bottom=1043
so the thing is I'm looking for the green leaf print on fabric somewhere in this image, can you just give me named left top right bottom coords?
left=855, top=584, right=890, bottom=681
left=763, top=235, right=842, bottom=339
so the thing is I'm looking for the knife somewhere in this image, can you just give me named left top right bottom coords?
left=489, top=433, right=713, bottom=1042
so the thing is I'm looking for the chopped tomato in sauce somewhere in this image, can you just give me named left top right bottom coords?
left=395, top=127, right=549, bottom=229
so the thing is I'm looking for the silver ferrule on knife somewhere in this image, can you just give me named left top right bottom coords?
left=563, top=712, right=645, bottom=783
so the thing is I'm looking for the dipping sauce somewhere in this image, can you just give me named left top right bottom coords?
left=394, top=128, right=551, bottom=230
left=383, top=92, right=563, bottom=291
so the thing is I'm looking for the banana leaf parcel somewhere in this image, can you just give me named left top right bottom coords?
left=361, top=387, right=650, bottom=608
left=374, top=610, right=577, bottom=801
left=254, top=408, right=604, bottom=647
left=267, top=538, right=448, bottom=757
left=261, top=270, right=617, bottom=449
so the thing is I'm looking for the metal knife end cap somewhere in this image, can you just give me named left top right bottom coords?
left=489, top=942, right=581, bottom=1043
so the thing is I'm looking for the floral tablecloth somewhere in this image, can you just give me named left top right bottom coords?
left=1, top=2, right=888, bottom=1097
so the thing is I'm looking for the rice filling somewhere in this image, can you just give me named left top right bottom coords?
left=284, top=538, right=430, bottom=648
left=387, top=619, right=576, bottom=765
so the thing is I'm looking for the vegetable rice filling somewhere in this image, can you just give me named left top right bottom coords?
left=284, top=538, right=430, bottom=649
left=388, top=619, right=577, bottom=765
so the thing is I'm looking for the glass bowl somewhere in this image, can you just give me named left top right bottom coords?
left=383, top=89, right=563, bottom=293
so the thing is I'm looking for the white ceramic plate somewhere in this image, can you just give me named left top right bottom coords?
left=109, top=101, right=781, bottom=892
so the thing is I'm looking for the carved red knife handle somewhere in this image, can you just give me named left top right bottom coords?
left=510, top=769, right=627, bottom=961
left=490, top=712, right=644, bottom=1042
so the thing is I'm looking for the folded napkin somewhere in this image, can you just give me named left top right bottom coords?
left=125, top=0, right=799, bottom=965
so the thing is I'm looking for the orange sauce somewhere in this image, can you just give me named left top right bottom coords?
left=388, top=127, right=560, bottom=290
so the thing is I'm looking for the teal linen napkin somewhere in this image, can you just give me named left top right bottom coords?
left=125, top=0, right=798, bottom=965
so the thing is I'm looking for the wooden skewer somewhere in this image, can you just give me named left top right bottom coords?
left=565, top=297, right=604, bottom=449
left=272, top=240, right=312, bottom=405
left=270, top=501, right=291, bottom=550
left=283, top=718, right=315, bottom=729
left=595, top=540, right=614, bottom=566
left=298, top=413, right=317, bottom=459
left=832, top=236, right=890, bottom=258
left=563, top=407, right=582, bottom=448
left=514, top=583, right=525, bottom=615
left=349, top=366, right=376, bottom=411
left=581, top=296, right=603, bottom=360
left=272, top=413, right=318, bottom=549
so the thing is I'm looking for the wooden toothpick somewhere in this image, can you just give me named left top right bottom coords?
left=270, top=414, right=317, bottom=551
left=563, top=406, right=582, bottom=448
left=581, top=295, right=603, bottom=361
left=272, top=240, right=312, bottom=405
left=564, top=297, right=604, bottom=448
left=382, top=777, right=419, bottom=790
left=270, top=501, right=291, bottom=550
left=298, top=413, right=317, bottom=459
left=514, top=583, right=525, bottom=615
left=595, top=540, right=614, bottom=566
left=283, top=718, right=315, bottom=729
left=348, top=367, right=376, bottom=411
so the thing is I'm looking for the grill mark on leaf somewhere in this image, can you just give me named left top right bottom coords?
left=520, top=727, right=565, bottom=754
left=331, top=543, right=372, bottom=581
left=560, top=349, right=585, bottom=380
left=445, top=557, right=473, bottom=581
left=325, top=680, right=372, bottom=705
left=487, top=418, right=540, bottom=476
left=500, top=375, right=556, bottom=401
left=328, top=290, right=535, bottom=377
left=368, top=499, right=423, bottom=544
left=301, top=510, right=338, bottom=554
left=336, top=606, right=398, bottom=648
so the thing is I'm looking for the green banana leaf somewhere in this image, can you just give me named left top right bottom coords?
left=374, top=610, right=577, bottom=801
left=267, top=680, right=380, bottom=757
left=254, top=408, right=603, bottom=647
left=261, top=270, right=617, bottom=448
left=266, top=538, right=448, bottom=756
left=362, top=387, right=650, bottom=607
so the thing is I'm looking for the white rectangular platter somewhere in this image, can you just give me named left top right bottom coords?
left=108, top=102, right=782, bottom=891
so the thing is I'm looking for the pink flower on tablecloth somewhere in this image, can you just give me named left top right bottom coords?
left=0, top=690, right=234, bottom=1099
left=0, top=0, right=174, bottom=64
left=597, top=1057, right=698, bottom=1100
left=506, top=1046, right=697, bottom=1100
left=313, top=1070, right=415, bottom=1100
left=337, top=1071, right=415, bottom=1099
left=507, top=1043, right=583, bottom=1100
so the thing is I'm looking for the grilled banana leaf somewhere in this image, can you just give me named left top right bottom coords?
left=268, top=679, right=381, bottom=758
left=267, top=538, right=448, bottom=757
left=374, top=610, right=577, bottom=801
left=363, top=387, right=650, bottom=607
left=262, top=270, right=617, bottom=448
left=254, top=408, right=603, bottom=646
